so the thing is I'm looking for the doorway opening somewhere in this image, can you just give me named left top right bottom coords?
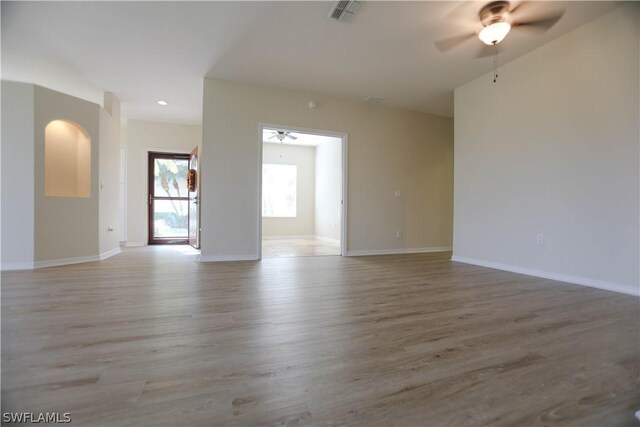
left=148, top=151, right=191, bottom=245
left=259, top=125, right=347, bottom=258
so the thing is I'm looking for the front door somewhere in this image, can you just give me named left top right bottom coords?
left=188, top=147, right=200, bottom=248
left=148, top=152, right=190, bottom=245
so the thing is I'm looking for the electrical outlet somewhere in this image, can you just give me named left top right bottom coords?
left=536, top=233, right=544, bottom=245
left=394, top=190, right=402, bottom=198
left=396, top=230, right=402, bottom=240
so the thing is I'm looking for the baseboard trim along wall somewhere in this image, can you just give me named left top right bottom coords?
left=124, top=241, right=146, bottom=247
left=451, top=255, right=639, bottom=297
left=32, top=248, right=122, bottom=269
left=99, top=247, right=122, bottom=261
left=347, top=247, right=452, bottom=256
left=262, top=235, right=316, bottom=240
left=262, top=235, right=341, bottom=245
left=200, top=254, right=259, bottom=262
left=34, top=255, right=101, bottom=269
left=1, top=261, right=35, bottom=271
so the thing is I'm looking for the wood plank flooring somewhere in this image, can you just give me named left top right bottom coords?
left=2, top=246, right=638, bottom=426
left=262, top=238, right=341, bottom=258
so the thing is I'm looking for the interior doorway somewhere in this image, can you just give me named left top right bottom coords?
left=259, top=125, right=347, bottom=258
left=148, top=151, right=190, bottom=245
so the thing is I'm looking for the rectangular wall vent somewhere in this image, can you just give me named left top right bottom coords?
left=329, top=1, right=361, bottom=22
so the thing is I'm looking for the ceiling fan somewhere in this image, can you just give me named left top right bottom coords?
left=434, top=1, right=565, bottom=56
left=267, top=130, right=298, bottom=142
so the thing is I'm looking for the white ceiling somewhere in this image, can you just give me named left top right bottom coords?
left=263, top=129, right=341, bottom=147
left=1, top=1, right=620, bottom=124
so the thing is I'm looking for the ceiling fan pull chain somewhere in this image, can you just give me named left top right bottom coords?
left=493, top=42, right=499, bottom=83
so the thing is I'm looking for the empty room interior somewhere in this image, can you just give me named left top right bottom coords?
left=261, top=127, right=344, bottom=258
left=1, top=1, right=638, bottom=426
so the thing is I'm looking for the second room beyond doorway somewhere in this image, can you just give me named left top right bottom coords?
left=261, top=127, right=344, bottom=258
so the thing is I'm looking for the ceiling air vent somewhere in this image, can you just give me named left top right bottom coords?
left=329, top=1, right=361, bottom=22
left=365, top=96, right=384, bottom=105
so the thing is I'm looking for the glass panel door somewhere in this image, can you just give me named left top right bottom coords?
left=188, top=147, right=199, bottom=249
left=148, top=152, right=190, bottom=244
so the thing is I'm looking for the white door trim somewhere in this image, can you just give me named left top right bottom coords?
left=119, top=144, right=128, bottom=245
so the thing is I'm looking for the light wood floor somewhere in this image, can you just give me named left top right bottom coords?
left=262, top=238, right=341, bottom=258
left=2, top=247, right=638, bottom=426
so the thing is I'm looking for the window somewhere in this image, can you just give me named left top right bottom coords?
left=262, top=163, right=297, bottom=217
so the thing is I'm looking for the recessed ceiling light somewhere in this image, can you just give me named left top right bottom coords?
left=157, top=100, right=168, bottom=106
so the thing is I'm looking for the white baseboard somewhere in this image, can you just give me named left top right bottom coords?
left=99, top=247, right=121, bottom=260
left=1, top=261, right=35, bottom=271
left=451, top=255, right=639, bottom=297
left=347, top=247, right=452, bottom=256
left=4, top=248, right=122, bottom=271
left=262, top=235, right=316, bottom=240
left=124, top=241, right=145, bottom=247
left=35, top=255, right=101, bottom=269
left=261, top=235, right=341, bottom=246
left=200, top=254, right=258, bottom=262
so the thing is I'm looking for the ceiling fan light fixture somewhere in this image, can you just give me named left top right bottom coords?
left=478, top=21, right=511, bottom=45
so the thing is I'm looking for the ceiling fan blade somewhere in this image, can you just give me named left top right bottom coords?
left=443, top=1, right=483, bottom=25
left=509, top=1, right=532, bottom=16
left=268, top=134, right=278, bottom=139
left=513, top=10, right=565, bottom=32
left=476, top=43, right=497, bottom=58
left=434, top=32, right=476, bottom=52
left=286, top=134, right=298, bottom=140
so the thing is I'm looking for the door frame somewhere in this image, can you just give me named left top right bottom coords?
left=148, top=151, right=191, bottom=245
left=141, top=148, right=191, bottom=245
left=257, top=123, right=348, bottom=258
left=188, top=146, right=200, bottom=249
left=119, top=144, right=127, bottom=245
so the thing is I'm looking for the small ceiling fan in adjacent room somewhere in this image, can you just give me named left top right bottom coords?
left=434, top=1, right=565, bottom=81
left=267, top=130, right=298, bottom=142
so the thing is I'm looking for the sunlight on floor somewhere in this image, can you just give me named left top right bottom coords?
left=262, top=238, right=340, bottom=258
left=156, top=245, right=201, bottom=256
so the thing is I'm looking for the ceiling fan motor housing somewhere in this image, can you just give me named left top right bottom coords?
left=479, top=0, right=510, bottom=27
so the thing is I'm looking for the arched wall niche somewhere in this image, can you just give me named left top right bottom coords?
left=44, top=119, right=91, bottom=198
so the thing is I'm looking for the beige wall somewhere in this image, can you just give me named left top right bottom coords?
left=2, top=82, right=121, bottom=268
left=201, top=78, right=453, bottom=260
left=34, top=85, right=100, bottom=262
left=315, top=139, right=342, bottom=242
left=262, top=143, right=315, bottom=237
left=453, top=4, right=639, bottom=294
left=124, top=119, right=201, bottom=245
left=1, top=81, right=35, bottom=269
